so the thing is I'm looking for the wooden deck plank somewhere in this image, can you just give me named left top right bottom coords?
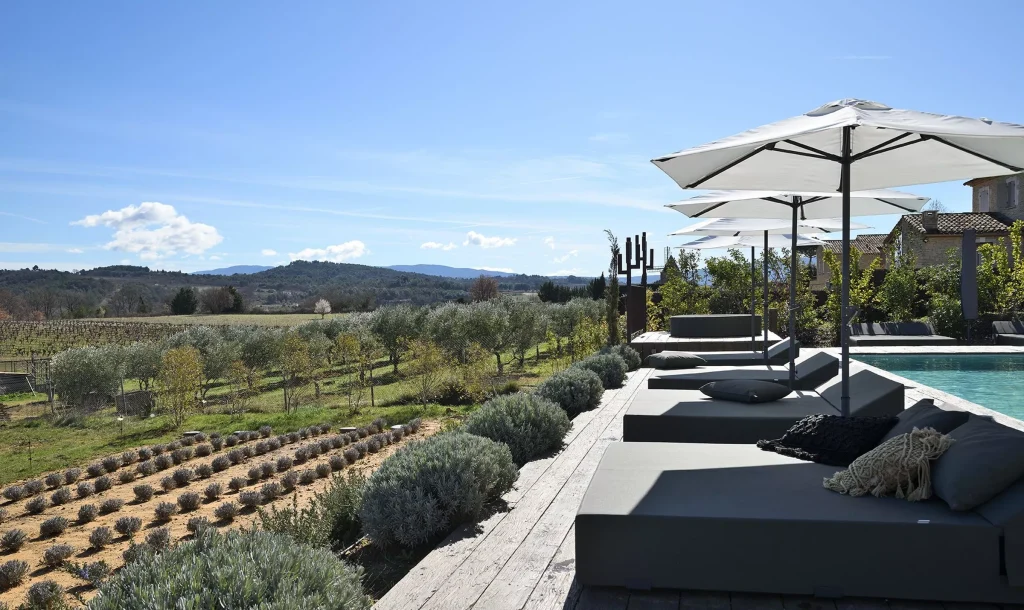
left=575, top=586, right=631, bottom=610
left=731, top=593, right=784, bottom=610
left=377, top=370, right=648, bottom=610
left=473, top=373, right=644, bottom=609
left=678, top=591, right=731, bottom=610
left=520, top=525, right=582, bottom=610
left=420, top=371, right=648, bottom=610
left=627, top=590, right=682, bottom=610
left=783, top=596, right=836, bottom=610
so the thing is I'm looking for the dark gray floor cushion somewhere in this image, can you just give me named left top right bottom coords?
left=818, top=369, right=905, bottom=417
left=700, top=380, right=790, bottom=404
left=933, top=416, right=1024, bottom=511
left=880, top=399, right=970, bottom=442
left=757, top=414, right=897, bottom=466
left=645, top=351, right=706, bottom=369
left=824, top=428, right=953, bottom=501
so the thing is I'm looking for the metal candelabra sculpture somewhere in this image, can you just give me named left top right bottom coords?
left=616, top=232, right=655, bottom=338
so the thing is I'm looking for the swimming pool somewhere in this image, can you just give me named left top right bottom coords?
left=855, top=354, right=1024, bottom=420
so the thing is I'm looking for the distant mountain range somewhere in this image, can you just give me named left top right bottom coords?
left=193, top=265, right=274, bottom=275
left=193, top=263, right=520, bottom=279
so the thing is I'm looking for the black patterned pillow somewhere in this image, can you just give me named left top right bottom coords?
left=757, top=414, right=898, bottom=467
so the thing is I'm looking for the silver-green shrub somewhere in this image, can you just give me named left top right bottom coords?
left=464, top=393, right=571, bottom=466
left=534, top=367, right=604, bottom=417
left=359, top=432, right=518, bottom=548
left=571, top=353, right=628, bottom=389
left=600, top=344, right=641, bottom=372
left=86, top=529, right=370, bottom=610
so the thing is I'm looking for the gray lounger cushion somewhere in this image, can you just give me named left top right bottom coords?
left=993, top=320, right=1024, bottom=335
left=697, top=338, right=799, bottom=367
left=625, top=369, right=905, bottom=444
left=645, top=351, right=706, bottom=370
left=933, top=415, right=1024, bottom=511
left=648, top=352, right=838, bottom=391
left=700, top=379, right=791, bottom=403
left=576, top=442, right=1012, bottom=602
left=880, top=399, right=970, bottom=442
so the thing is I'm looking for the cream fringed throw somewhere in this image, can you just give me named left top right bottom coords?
left=823, top=428, right=953, bottom=501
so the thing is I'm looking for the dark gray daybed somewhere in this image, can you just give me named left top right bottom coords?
left=625, top=368, right=903, bottom=444
left=647, top=351, right=838, bottom=391
left=688, top=337, right=800, bottom=367
left=576, top=433, right=1024, bottom=603
left=847, top=322, right=957, bottom=346
left=993, top=321, right=1024, bottom=345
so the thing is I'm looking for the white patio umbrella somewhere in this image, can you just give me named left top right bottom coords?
left=671, top=217, right=869, bottom=377
left=651, top=98, right=1024, bottom=414
left=674, top=232, right=826, bottom=368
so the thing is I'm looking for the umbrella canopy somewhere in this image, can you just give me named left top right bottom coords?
left=670, top=217, right=870, bottom=237
left=648, top=98, right=1024, bottom=414
left=676, top=234, right=825, bottom=248
left=666, top=189, right=929, bottom=220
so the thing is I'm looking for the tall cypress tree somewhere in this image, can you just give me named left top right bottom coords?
left=604, top=231, right=620, bottom=345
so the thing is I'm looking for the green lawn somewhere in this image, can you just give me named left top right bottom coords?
left=0, top=345, right=570, bottom=485
left=90, top=313, right=351, bottom=326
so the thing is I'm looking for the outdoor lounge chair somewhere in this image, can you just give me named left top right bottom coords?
left=993, top=321, right=1024, bottom=346
left=625, top=367, right=903, bottom=444
left=576, top=439, right=1024, bottom=603
left=688, top=337, right=800, bottom=367
left=847, top=322, right=956, bottom=346
left=647, top=351, right=838, bottom=391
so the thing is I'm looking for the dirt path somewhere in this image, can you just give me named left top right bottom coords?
left=0, top=420, right=439, bottom=607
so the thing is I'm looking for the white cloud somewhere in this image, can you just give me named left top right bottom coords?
left=544, top=236, right=556, bottom=249
left=290, top=240, right=368, bottom=263
left=67, top=248, right=84, bottom=254
left=464, top=231, right=516, bottom=249
left=72, top=202, right=222, bottom=260
left=553, top=249, right=579, bottom=263
left=261, top=249, right=277, bottom=256
left=420, top=241, right=457, bottom=251
left=479, top=267, right=514, bottom=273
left=550, top=268, right=587, bottom=276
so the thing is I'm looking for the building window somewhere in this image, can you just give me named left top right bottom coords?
left=979, top=186, right=990, bottom=212
left=1007, top=177, right=1019, bottom=209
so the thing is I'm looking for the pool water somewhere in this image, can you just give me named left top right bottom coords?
left=855, top=354, right=1024, bottom=420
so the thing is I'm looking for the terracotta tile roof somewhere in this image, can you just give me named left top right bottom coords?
left=901, top=212, right=1013, bottom=235
left=821, top=234, right=888, bottom=255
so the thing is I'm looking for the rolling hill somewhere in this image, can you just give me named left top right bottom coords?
left=385, top=264, right=516, bottom=278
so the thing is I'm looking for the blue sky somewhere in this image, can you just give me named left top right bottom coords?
left=2, top=0, right=1023, bottom=276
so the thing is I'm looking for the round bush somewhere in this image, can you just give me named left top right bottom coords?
left=195, top=443, right=213, bottom=458
left=228, top=477, right=247, bottom=492
left=213, top=502, right=238, bottom=522
left=247, top=466, right=263, bottom=482
left=121, top=450, right=139, bottom=465
left=138, top=447, right=154, bottom=461
left=100, top=498, right=125, bottom=514
left=210, top=437, right=224, bottom=451
left=172, top=468, right=194, bottom=487
left=281, top=471, right=299, bottom=491
left=276, top=456, right=293, bottom=471
left=24, top=479, right=44, bottom=495
left=86, top=463, right=106, bottom=478
left=464, top=393, right=571, bottom=466
left=203, top=483, right=222, bottom=502
left=160, top=476, right=177, bottom=492
left=77, top=481, right=95, bottom=498
left=240, top=446, right=255, bottom=459
left=315, top=462, right=332, bottom=478
left=254, top=441, right=269, bottom=455
left=196, top=463, right=213, bottom=479
left=154, top=454, right=173, bottom=470
left=1, top=529, right=27, bottom=552
left=177, top=492, right=201, bottom=512
left=145, top=527, right=172, bottom=550
left=88, top=529, right=370, bottom=610
left=600, top=344, right=642, bottom=372
left=267, top=438, right=282, bottom=451
left=42, top=543, right=74, bottom=568
left=211, top=455, right=230, bottom=472
left=40, top=516, right=69, bottom=537
left=50, top=486, right=72, bottom=506
left=354, top=442, right=368, bottom=458
left=329, top=454, right=346, bottom=471
left=64, top=468, right=82, bottom=484
left=89, top=526, right=113, bottom=549
left=227, top=449, right=244, bottom=465
left=260, top=481, right=283, bottom=501
left=180, top=435, right=195, bottom=447
left=343, top=447, right=359, bottom=463
left=119, top=470, right=137, bottom=484
left=151, top=444, right=166, bottom=456
left=293, top=448, right=309, bottom=465
left=238, top=491, right=262, bottom=508
left=25, top=495, right=48, bottom=515
left=534, top=367, right=604, bottom=417
left=114, top=516, right=142, bottom=538
left=94, top=475, right=113, bottom=492
left=299, top=469, right=319, bottom=485
left=137, top=460, right=157, bottom=476
left=571, top=353, right=628, bottom=389
left=44, top=473, right=63, bottom=489
left=78, top=504, right=98, bottom=523
left=134, top=484, right=155, bottom=503
left=187, top=516, right=210, bottom=535
left=26, top=580, right=64, bottom=608
left=154, top=502, right=177, bottom=522
left=360, top=432, right=518, bottom=548
left=258, top=425, right=273, bottom=438
left=101, top=455, right=121, bottom=473
left=0, top=559, right=29, bottom=591
left=260, top=462, right=276, bottom=478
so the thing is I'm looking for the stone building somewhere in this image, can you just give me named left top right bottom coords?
left=808, top=234, right=888, bottom=290
left=966, top=172, right=1023, bottom=220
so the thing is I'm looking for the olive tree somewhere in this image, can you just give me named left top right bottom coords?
left=51, top=345, right=125, bottom=410
left=278, top=333, right=310, bottom=413
left=165, top=326, right=237, bottom=399
left=467, top=298, right=514, bottom=374
left=371, top=304, right=420, bottom=374
left=505, top=298, right=546, bottom=366
left=159, top=346, right=203, bottom=427
left=237, top=327, right=282, bottom=389
left=425, top=302, right=473, bottom=363
left=125, top=341, right=164, bottom=392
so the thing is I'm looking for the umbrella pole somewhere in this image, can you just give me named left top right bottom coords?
left=763, top=231, right=769, bottom=363
left=841, top=126, right=852, bottom=416
left=789, top=202, right=798, bottom=389
left=750, top=246, right=756, bottom=352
